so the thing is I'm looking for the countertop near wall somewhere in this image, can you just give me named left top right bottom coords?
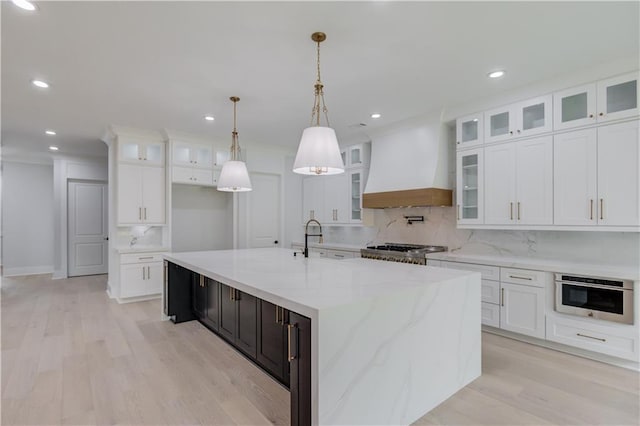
left=426, top=252, right=639, bottom=282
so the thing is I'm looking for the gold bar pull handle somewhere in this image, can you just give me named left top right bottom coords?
left=577, top=333, right=606, bottom=342
left=139, top=207, right=142, bottom=220
left=147, top=266, right=151, bottom=280
left=287, top=323, right=298, bottom=361
left=229, top=287, right=234, bottom=301
left=501, top=288, right=505, bottom=307
left=517, top=202, right=521, bottom=221
left=510, top=202, right=513, bottom=221
left=457, top=204, right=460, bottom=220
left=590, top=199, right=594, bottom=220
left=600, top=199, right=604, bottom=220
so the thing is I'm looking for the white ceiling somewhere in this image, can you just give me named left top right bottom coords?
left=2, top=1, right=638, bottom=158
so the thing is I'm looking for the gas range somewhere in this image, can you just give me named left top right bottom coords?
left=360, top=243, right=447, bottom=265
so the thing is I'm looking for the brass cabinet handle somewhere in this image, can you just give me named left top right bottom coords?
left=590, top=199, right=594, bottom=220
left=139, top=207, right=142, bottom=220
left=501, top=288, right=505, bottom=306
left=517, top=202, right=521, bottom=221
left=138, top=256, right=153, bottom=260
left=142, top=266, right=146, bottom=280
left=589, top=113, right=594, bottom=118
left=147, top=266, right=151, bottom=280
left=509, top=275, right=533, bottom=281
left=599, top=112, right=604, bottom=117
left=510, top=202, right=513, bottom=220
left=600, top=199, right=604, bottom=220
left=287, top=324, right=297, bottom=361
left=577, top=333, right=606, bottom=342
left=457, top=205, right=460, bottom=220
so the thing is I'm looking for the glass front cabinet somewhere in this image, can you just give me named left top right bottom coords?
left=349, top=170, right=364, bottom=223
left=456, top=148, right=484, bottom=225
left=119, top=139, right=165, bottom=166
left=597, top=72, right=639, bottom=123
left=553, top=83, right=597, bottom=130
left=456, top=113, right=484, bottom=149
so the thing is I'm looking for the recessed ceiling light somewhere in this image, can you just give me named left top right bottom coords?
left=32, top=79, right=49, bottom=88
left=204, top=115, right=215, bottom=121
left=49, top=146, right=59, bottom=151
left=12, top=0, right=37, bottom=11
left=370, top=113, right=381, bottom=119
left=488, top=70, right=506, bottom=79
left=45, top=130, right=56, bottom=135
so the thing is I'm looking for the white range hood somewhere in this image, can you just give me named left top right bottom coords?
left=362, top=113, right=453, bottom=208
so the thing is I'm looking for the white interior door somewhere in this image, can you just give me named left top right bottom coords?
left=246, top=173, right=281, bottom=248
left=68, top=181, right=108, bottom=277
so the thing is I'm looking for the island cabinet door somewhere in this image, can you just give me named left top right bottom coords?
left=289, top=312, right=311, bottom=426
left=191, top=274, right=207, bottom=320
left=256, top=300, right=289, bottom=386
left=166, top=262, right=196, bottom=323
left=219, top=284, right=237, bottom=343
left=235, top=290, right=258, bottom=359
left=203, top=278, right=220, bottom=332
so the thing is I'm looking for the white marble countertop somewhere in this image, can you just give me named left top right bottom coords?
left=426, top=252, right=639, bottom=282
left=116, top=246, right=170, bottom=254
left=290, top=241, right=363, bottom=251
left=164, top=248, right=474, bottom=318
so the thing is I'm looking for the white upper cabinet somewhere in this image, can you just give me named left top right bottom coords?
left=485, top=105, right=515, bottom=143
left=340, top=143, right=370, bottom=168
left=554, top=129, right=598, bottom=225
left=597, top=121, right=640, bottom=226
left=456, top=148, right=484, bottom=224
left=349, top=170, right=365, bottom=223
left=485, top=137, right=553, bottom=225
left=553, top=83, right=597, bottom=130
left=485, top=95, right=552, bottom=143
left=324, top=174, right=349, bottom=223
left=553, top=72, right=639, bottom=131
left=302, top=177, right=324, bottom=223
left=119, top=139, right=165, bottom=166
left=117, top=164, right=166, bottom=225
left=517, top=95, right=553, bottom=138
left=456, top=112, right=484, bottom=149
left=597, top=72, right=639, bottom=123
left=172, top=142, right=214, bottom=169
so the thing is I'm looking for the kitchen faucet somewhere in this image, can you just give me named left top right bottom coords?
left=304, top=219, right=323, bottom=258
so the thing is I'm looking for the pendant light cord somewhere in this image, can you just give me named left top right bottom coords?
left=230, top=96, right=240, bottom=161
left=310, top=38, right=331, bottom=128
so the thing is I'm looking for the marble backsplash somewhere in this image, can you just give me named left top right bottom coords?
left=322, top=207, right=640, bottom=267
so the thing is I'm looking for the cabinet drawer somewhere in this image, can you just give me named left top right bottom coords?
left=546, top=316, right=639, bottom=361
left=500, top=267, right=547, bottom=288
left=481, top=302, right=500, bottom=327
left=440, top=261, right=500, bottom=281
left=120, top=252, right=165, bottom=264
left=481, top=280, right=500, bottom=304
left=326, top=250, right=355, bottom=260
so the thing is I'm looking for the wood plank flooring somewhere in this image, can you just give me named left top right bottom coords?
left=2, top=273, right=638, bottom=425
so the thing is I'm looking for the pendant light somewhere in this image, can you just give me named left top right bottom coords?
left=217, top=96, right=252, bottom=192
left=293, top=32, right=345, bottom=176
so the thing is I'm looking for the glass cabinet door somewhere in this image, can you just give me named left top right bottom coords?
left=456, top=148, right=484, bottom=224
left=518, top=95, right=552, bottom=137
left=456, top=113, right=483, bottom=149
left=143, top=142, right=165, bottom=165
left=172, top=143, right=192, bottom=166
left=349, top=171, right=362, bottom=222
left=349, top=146, right=362, bottom=167
left=193, top=146, right=213, bottom=168
left=597, top=72, right=639, bottom=122
left=119, top=141, right=143, bottom=162
left=553, top=83, right=597, bottom=131
left=484, top=106, right=513, bottom=143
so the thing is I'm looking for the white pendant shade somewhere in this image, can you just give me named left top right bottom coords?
left=217, top=160, right=252, bottom=192
left=293, top=126, right=344, bottom=175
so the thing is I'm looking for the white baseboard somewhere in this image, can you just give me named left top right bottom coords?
left=3, top=265, right=54, bottom=277
left=116, top=293, right=161, bottom=304
left=52, top=270, right=67, bottom=280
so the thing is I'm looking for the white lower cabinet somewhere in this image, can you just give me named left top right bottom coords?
left=119, top=253, right=164, bottom=299
left=481, top=302, right=500, bottom=328
left=547, top=315, right=639, bottom=361
left=500, top=282, right=546, bottom=339
left=172, top=166, right=215, bottom=186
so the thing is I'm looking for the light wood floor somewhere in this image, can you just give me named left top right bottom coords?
left=1, top=274, right=638, bottom=425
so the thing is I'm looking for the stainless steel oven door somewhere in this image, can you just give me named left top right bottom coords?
left=555, top=281, right=634, bottom=325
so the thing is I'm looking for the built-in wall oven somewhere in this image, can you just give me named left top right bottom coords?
left=555, top=273, right=634, bottom=325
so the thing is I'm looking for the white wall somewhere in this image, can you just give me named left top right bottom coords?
left=171, top=185, right=233, bottom=251
left=2, top=161, right=55, bottom=276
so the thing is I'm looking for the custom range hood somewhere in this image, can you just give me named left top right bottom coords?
left=362, top=114, right=453, bottom=208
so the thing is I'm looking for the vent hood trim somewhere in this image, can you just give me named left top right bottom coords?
left=362, top=188, right=453, bottom=209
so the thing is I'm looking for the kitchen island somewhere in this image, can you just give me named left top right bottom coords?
left=164, top=248, right=481, bottom=425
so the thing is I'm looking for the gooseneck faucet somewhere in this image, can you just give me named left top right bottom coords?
left=304, top=219, right=323, bottom=258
